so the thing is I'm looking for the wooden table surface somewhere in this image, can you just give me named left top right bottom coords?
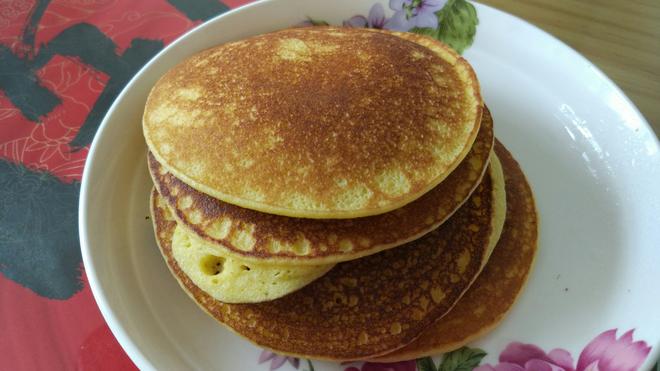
left=477, top=0, right=660, bottom=135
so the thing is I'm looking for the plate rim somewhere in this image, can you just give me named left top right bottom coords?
left=475, top=1, right=657, bottom=138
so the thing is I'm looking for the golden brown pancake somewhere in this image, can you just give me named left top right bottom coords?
left=169, top=223, right=334, bottom=303
left=148, top=108, right=494, bottom=265
left=144, top=27, right=482, bottom=219
left=373, top=141, right=538, bottom=361
left=149, top=159, right=505, bottom=360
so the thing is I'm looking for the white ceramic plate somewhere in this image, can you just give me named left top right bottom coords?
left=79, top=1, right=660, bottom=370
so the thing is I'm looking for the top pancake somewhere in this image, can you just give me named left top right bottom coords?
left=143, top=27, right=482, bottom=218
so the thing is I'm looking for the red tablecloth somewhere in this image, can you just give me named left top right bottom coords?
left=0, top=1, right=248, bottom=369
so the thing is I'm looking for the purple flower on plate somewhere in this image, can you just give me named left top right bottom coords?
left=475, top=329, right=651, bottom=371
left=576, top=329, right=651, bottom=371
left=343, top=3, right=389, bottom=29
left=385, top=0, right=446, bottom=31
left=344, top=360, right=417, bottom=371
left=474, top=343, right=575, bottom=371
left=259, top=350, right=300, bottom=370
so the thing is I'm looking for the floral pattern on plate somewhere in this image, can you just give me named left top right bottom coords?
left=258, top=328, right=652, bottom=370
left=257, top=327, right=650, bottom=370
left=477, top=329, right=651, bottom=371
left=303, top=0, right=479, bottom=54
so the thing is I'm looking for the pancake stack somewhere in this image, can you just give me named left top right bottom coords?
left=143, top=27, right=538, bottom=361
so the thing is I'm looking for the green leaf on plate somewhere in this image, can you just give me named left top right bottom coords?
left=305, top=16, right=330, bottom=26
left=416, top=356, right=438, bottom=371
left=435, top=0, right=479, bottom=54
left=306, top=359, right=315, bottom=371
left=411, top=26, right=439, bottom=38
left=438, top=346, right=487, bottom=371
